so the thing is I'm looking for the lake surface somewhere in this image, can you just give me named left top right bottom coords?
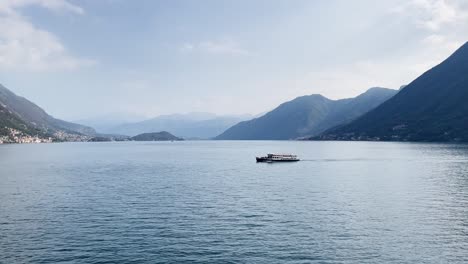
left=1, top=141, right=468, bottom=263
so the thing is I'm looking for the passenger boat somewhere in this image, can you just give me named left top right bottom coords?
left=256, top=154, right=300, bottom=162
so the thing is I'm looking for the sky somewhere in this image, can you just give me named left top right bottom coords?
left=0, top=0, right=467, bottom=121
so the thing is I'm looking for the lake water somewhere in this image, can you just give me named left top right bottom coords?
left=1, top=141, right=468, bottom=263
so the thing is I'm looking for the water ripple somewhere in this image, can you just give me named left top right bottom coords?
left=1, top=141, right=468, bottom=263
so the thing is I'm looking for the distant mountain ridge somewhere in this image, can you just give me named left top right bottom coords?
left=0, top=84, right=96, bottom=141
left=216, top=87, right=397, bottom=140
left=74, top=113, right=148, bottom=133
left=104, top=112, right=252, bottom=139
left=318, top=41, right=468, bottom=142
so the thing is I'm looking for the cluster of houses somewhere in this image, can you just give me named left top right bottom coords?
left=0, top=126, right=97, bottom=144
left=53, top=130, right=91, bottom=142
left=0, top=128, right=53, bottom=144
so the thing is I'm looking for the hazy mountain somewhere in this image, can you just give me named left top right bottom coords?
left=0, top=84, right=96, bottom=137
left=154, top=112, right=219, bottom=121
left=215, top=87, right=397, bottom=140
left=131, top=131, right=183, bottom=141
left=318, top=42, right=468, bottom=142
left=104, top=112, right=252, bottom=139
left=75, top=113, right=148, bottom=133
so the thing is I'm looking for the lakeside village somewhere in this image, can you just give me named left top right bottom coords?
left=0, top=128, right=90, bottom=144
left=0, top=128, right=52, bottom=144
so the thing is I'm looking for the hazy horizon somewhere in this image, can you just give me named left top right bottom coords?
left=0, top=0, right=467, bottom=120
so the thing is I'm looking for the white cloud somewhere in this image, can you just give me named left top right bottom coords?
left=393, top=0, right=468, bottom=31
left=294, top=34, right=464, bottom=100
left=385, top=0, right=467, bottom=84
left=180, top=43, right=194, bottom=52
left=0, top=0, right=95, bottom=71
left=421, top=34, right=462, bottom=51
left=0, top=0, right=84, bottom=15
left=181, top=38, right=251, bottom=56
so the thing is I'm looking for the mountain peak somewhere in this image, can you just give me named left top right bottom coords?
left=365, top=87, right=392, bottom=92
left=215, top=88, right=397, bottom=140
left=319, top=41, right=468, bottom=142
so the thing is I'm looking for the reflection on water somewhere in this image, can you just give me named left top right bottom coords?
left=1, top=141, right=468, bottom=263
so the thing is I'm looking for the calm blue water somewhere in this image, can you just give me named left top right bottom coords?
left=1, top=141, right=468, bottom=263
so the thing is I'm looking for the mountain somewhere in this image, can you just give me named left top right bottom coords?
left=131, top=131, right=183, bottom=141
left=74, top=113, right=147, bottom=133
left=0, top=103, right=49, bottom=142
left=318, top=42, right=468, bottom=142
left=0, top=84, right=96, bottom=141
left=215, top=87, right=397, bottom=140
left=104, top=112, right=252, bottom=139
